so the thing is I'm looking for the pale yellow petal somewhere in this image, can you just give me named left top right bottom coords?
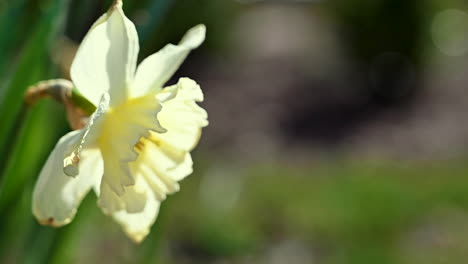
left=127, top=78, right=207, bottom=201
left=135, top=138, right=182, bottom=199
left=154, top=78, right=208, bottom=152
left=131, top=25, right=206, bottom=98
left=96, top=177, right=147, bottom=215
left=111, top=177, right=160, bottom=243
left=139, top=137, right=194, bottom=184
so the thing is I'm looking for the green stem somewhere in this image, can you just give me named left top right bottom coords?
left=71, top=87, right=96, bottom=115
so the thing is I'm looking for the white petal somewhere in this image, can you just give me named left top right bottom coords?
left=111, top=177, right=160, bottom=243
left=105, top=3, right=139, bottom=106
left=131, top=25, right=206, bottom=98
left=33, top=131, right=103, bottom=227
left=70, top=1, right=139, bottom=106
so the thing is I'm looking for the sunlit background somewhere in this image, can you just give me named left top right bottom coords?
left=1, top=0, right=468, bottom=263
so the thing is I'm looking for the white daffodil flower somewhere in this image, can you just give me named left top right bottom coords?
left=32, top=0, right=208, bottom=243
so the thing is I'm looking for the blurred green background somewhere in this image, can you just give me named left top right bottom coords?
left=2, top=0, right=468, bottom=263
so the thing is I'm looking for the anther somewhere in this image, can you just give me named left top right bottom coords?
left=134, top=140, right=145, bottom=152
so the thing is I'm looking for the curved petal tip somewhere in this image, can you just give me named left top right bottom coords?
left=180, top=24, right=206, bottom=49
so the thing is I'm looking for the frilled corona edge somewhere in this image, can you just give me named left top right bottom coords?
left=32, top=0, right=207, bottom=243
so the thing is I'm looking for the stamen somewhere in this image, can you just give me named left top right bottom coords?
left=134, top=140, right=145, bottom=152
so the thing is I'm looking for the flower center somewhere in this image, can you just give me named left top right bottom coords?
left=96, top=93, right=165, bottom=196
